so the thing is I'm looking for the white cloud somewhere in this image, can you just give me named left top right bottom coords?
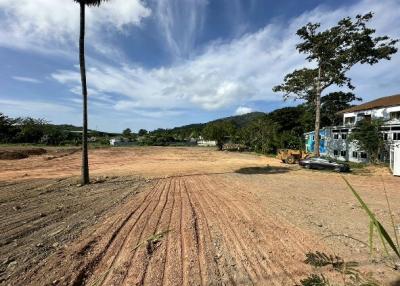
left=154, top=0, right=207, bottom=58
left=53, top=0, right=400, bottom=114
left=45, top=0, right=400, bottom=116
left=0, top=0, right=151, bottom=55
left=235, top=106, right=253, bottom=115
left=12, top=76, right=42, bottom=84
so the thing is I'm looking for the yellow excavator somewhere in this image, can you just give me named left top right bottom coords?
left=276, top=149, right=310, bottom=164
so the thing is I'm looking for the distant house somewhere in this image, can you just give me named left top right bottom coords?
left=197, top=136, right=217, bottom=147
left=187, top=138, right=198, bottom=145
left=110, top=137, right=132, bottom=146
left=304, top=94, right=400, bottom=174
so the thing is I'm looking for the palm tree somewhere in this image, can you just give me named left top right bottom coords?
left=73, top=0, right=108, bottom=185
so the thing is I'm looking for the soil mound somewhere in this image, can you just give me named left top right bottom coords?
left=0, top=148, right=46, bottom=160
left=0, top=151, right=29, bottom=160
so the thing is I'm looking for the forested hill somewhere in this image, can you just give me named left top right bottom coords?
left=210, top=112, right=266, bottom=127
left=152, top=112, right=267, bottom=138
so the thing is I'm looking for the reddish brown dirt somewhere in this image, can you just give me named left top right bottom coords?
left=1, top=147, right=399, bottom=285
left=12, top=175, right=328, bottom=286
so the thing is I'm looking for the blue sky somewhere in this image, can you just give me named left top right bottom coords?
left=0, top=0, right=399, bottom=132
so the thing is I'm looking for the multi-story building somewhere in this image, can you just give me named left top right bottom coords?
left=304, top=94, right=400, bottom=165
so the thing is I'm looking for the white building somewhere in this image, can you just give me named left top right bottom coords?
left=110, top=137, right=132, bottom=146
left=390, top=143, right=400, bottom=176
left=340, top=94, right=400, bottom=163
left=305, top=94, right=400, bottom=174
left=197, top=136, right=217, bottom=147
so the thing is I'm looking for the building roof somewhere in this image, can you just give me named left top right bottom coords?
left=341, top=94, right=400, bottom=113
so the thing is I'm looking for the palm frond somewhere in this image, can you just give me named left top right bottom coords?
left=73, top=0, right=109, bottom=7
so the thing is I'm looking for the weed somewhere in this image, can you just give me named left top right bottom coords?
left=133, top=229, right=172, bottom=255
left=342, top=176, right=400, bottom=264
left=301, top=251, right=378, bottom=286
left=300, top=274, right=331, bottom=286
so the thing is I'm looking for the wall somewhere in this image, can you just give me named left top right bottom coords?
left=343, top=106, right=400, bottom=126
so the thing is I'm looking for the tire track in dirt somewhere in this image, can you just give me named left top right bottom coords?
left=193, top=176, right=271, bottom=283
left=184, top=177, right=233, bottom=285
left=186, top=176, right=257, bottom=284
left=83, top=179, right=165, bottom=286
left=207, top=174, right=328, bottom=282
left=15, top=174, right=327, bottom=286
left=182, top=178, right=205, bottom=286
left=162, top=178, right=184, bottom=286
left=219, top=174, right=318, bottom=255
left=143, top=178, right=176, bottom=285
left=69, top=181, right=161, bottom=286
left=179, top=178, right=202, bottom=286
left=122, top=177, right=173, bottom=285
left=1, top=183, right=140, bottom=248
left=198, top=175, right=298, bottom=284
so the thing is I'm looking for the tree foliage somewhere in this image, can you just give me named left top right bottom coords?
left=348, top=119, right=384, bottom=163
left=202, top=121, right=236, bottom=150
left=320, top=92, right=362, bottom=126
left=0, top=113, right=18, bottom=143
left=122, top=128, right=132, bottom=137
left=73, top=0, right=109, bottom=7
left=273, top=12, right=398, bottom=155
left=138, top=129, right=148, bottom=136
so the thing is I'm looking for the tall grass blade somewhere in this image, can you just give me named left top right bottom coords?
left=342, top=176, right=400, bottom=259
left=369, top=220, right=374, bottom=255
left=382, top=177, right=400, bottom=249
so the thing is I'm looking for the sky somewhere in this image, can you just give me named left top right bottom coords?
left=0, top=0, right=399, bottom=133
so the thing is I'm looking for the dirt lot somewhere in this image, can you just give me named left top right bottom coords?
left=0, top=147, right=399, bottom=285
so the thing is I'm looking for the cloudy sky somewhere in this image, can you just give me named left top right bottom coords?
left=0, top=0, right=399, bottom=132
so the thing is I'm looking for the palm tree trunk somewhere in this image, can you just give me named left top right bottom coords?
left=314, top=65, right=322, bottom=157
left=79, top=2, right=89, bottom=185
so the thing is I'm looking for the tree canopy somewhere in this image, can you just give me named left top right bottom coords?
left=73, top=0, right=109, bottom=7
left=273, top=12, right=398, bottom=156
left=202, top=121, right=236, bottom=150
left=348, top=119, right=385, bottom=163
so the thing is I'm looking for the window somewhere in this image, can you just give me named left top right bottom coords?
left=333, top=133, right=339, bottom=139
left=334, top=150, right=339, bottom=156
left=364, top=115, right=372, bottom=122
left=341, top=134, right=347, bottom=140
left=394, top=133, right=400, bottom=141
left=344, top=117, right=356, bottom=124
left=341, top=150, right=347, bottom=157
left=352, top=151, right=358, bottom=158
left=360, top=152, right=367, bottom=159
left=383, top=133, right=388, bottom=140
left=390, top=111, right=400, bottom=120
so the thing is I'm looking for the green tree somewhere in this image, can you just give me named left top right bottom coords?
left=202, top=121, right=236, bottom=150
left=321, top=92, right=361, bottom=126
left=74, top=0, right=109, bottom=185
left=138, top=129, right=148, bottom=136
left=0, top=113, right=17, bottom=143
left=273, top=13, right=398, bottom=156
left=122, top=128, right=132, bottom=138
left=14, top=117, right=48, bottom=143
left=348, top=119, right=384, bottom=163
left=239, top=117, right=278, bottom=154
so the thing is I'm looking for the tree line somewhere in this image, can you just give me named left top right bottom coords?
left=116, top=91, right=357, bottom=152
left=0, top=113, right=114, bottom=145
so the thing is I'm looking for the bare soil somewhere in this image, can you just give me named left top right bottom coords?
left=0, top=147, right=46, bottom=160
left=0, top=147, right=399, bottom=285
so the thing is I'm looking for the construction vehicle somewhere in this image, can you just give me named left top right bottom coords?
left=276, top=149, right=310, bottom=164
